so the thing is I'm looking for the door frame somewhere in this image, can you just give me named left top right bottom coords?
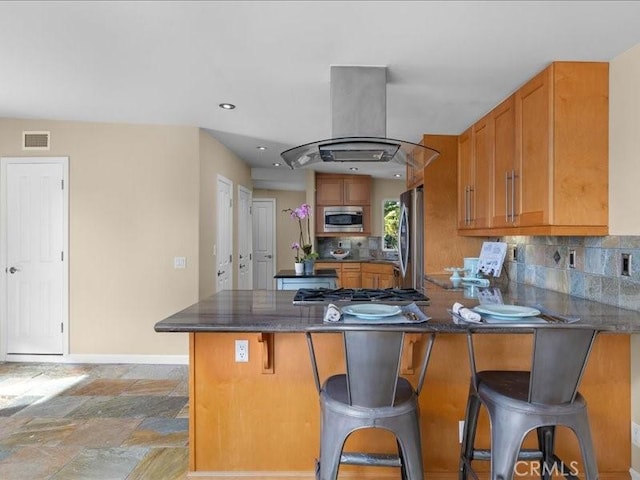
left=252, top=197, right=277, bottom=289
left=0, top=156, right=70, bottom=361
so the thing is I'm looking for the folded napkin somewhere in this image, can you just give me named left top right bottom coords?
left=452, top=302, right=482, bottom=323
left=323, top=303, right=342, bottom=323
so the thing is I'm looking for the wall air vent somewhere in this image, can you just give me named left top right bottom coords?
left=22, top=131, right=50, bottom=150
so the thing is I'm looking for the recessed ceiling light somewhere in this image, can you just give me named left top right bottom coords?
left=257, top=146, right=267, bottom=150
left=349, top=167, right=358, bottom=171
left=219, top=103, right=236, bottom=110
left=394, top=173, right=402, bottom=178
left=272, top=163, right=281, bottom=167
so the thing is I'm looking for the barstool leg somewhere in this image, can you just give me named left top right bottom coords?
left=459, top=387, right=482, bottom=480
left=537, top=426, right=556, bottom=480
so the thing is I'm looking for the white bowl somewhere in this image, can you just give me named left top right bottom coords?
left=330, top=250, right=350, bottom=260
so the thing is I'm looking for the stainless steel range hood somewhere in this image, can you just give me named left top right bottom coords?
left=281, top=66, right=439, bottom=169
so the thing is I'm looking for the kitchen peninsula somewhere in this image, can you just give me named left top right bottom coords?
left=155, top=284, right=639, bottom=478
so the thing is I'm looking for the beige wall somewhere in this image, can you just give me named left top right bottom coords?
left=370, top=178, right=405, bottom=236
left=198, top=130, right=252, bottom=299
left=610, top=43, right=640, bottom=471
left=253, top=189, right=307, bottom=273
left=0, top=119, right=200, bottom=355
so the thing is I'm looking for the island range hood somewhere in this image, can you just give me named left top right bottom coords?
left=281, top=65, right=440, bottom=169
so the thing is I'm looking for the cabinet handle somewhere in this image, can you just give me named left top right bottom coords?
left=510, top=170, right=518, bottom=223
left=505, top=171, right=510, bottom=223
left=464, top=186, right=470, bottom=225
left=468, top=186, right=474, bottom=224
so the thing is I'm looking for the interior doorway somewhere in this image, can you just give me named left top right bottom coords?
left=1, top=157, right=69, bottom=358
left=216, top=175, right=233, bottom=292
left=252, top=198, right=276, bottom=289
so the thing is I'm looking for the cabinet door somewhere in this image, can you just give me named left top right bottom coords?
left=361, top=272, right=376, bottom=289
left=342, top=270, right=361, bottom=288
left=316, top=177, right=344, bottom=205
left=378, top=274, right=394, bottom=289
left=458, top=128, right=473, bottom=229
left=341, top=263, right=361, bottom=288
left=517, top=67, right=552, bottom=226
left=492, top=95, right=517, bottom=228
left=344, top=177, right=371, bottom=205
left=472, top=115, right=493, bottom=229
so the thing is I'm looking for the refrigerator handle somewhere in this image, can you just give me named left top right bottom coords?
left=398, top=203, right=409, bottom=278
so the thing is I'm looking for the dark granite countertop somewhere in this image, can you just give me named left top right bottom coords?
left=154, top=282, right=640, bottom=334
left=274, top=269, right=338, bottom=278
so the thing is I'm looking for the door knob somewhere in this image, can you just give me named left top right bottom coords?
left=266, top=254, right=272, bottom=259
left=8, top=266, right=20, bottom=274
left=217, top=270, right=225, bottom=277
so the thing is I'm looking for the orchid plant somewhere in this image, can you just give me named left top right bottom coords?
left=284, top=203, right=319, bottom=262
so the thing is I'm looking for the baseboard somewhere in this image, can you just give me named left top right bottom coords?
left=630, top=468, right=640, bottom=480
left=4, top=353, right=188, bottom=365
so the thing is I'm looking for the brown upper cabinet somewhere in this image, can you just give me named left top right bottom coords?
left=316, top=173, right=371, bottom=206
left=458, top=116, right=493, bottom=230
left=458, top=61, right=609, bottom=236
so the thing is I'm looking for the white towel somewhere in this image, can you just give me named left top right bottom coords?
left=452, top=302, right=482, bottom=323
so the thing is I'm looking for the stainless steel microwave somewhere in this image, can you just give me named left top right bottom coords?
left=323, top=206, right=364, bottom=233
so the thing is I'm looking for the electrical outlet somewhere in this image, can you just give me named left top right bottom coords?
left=569, top=250, right=576, bottom=269
left=459, top=420, right=465, bottom=443
left=174, top=257, right=186, bottom=269
left=235, top=339, right=249, bottom=362
left=622, top=253, right=632, bottom=277
left=512, top=247, right=518, bottom=262
left=632, top=421, right=640, bottom=447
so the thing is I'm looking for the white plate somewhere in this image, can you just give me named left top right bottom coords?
left=342, top=304, right=402, bottom=320
left=473, top=304, right=540, bottom=318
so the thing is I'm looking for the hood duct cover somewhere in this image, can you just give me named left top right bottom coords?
left=281, top=66, right=439, bottom=169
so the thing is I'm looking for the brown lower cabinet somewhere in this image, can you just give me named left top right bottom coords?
left=361, top=263, right=395, bottom=289
left=314, top=262, right=362, bottom=288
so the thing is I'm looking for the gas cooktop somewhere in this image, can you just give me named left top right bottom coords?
left=292, top=288, right=430, bottom=305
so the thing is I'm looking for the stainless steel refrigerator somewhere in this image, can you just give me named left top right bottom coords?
left=398, top=187, right=424, bottom=292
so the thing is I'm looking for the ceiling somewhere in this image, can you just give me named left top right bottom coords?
left=2, top=1, right=640, bottom=189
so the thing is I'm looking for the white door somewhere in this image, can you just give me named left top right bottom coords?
left=237, top=186, right=253, bottom=290
left=252, top=198, right=276, bottom=290
left=2, top=158, right=68, bottom=355
left=216, top=175, right=233, bottom=292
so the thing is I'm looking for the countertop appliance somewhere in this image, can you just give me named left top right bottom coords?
left=292, top=287, right=430, bottom=305
left=399, top=187, right=424, bottom=292
left=323, top=206, right=364, bottom=233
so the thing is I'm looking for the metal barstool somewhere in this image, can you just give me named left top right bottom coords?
left=306, top=330, right=435, bottom=480
left=459, top=327, right=599, bottom=480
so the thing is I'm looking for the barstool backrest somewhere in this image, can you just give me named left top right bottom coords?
left=343, top=330, right=404, bottom=407
left=529, top=328, right=597, bottom=404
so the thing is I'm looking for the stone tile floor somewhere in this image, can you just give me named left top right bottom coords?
left=0, top=362, right=189, bottom=479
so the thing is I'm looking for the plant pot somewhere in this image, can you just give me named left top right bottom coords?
left=294, top=262, right=304, bottom=274
left=303, top=259, right=315, bottom=275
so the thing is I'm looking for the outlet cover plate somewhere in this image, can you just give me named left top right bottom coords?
left=632, top=421, right=640, bottom=447
left=235, top=340, right=249, bottom=363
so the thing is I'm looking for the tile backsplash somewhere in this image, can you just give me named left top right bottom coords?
left=316, top=236, right=399, bottom=261
left=503, top=235, right=640, bottom=312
